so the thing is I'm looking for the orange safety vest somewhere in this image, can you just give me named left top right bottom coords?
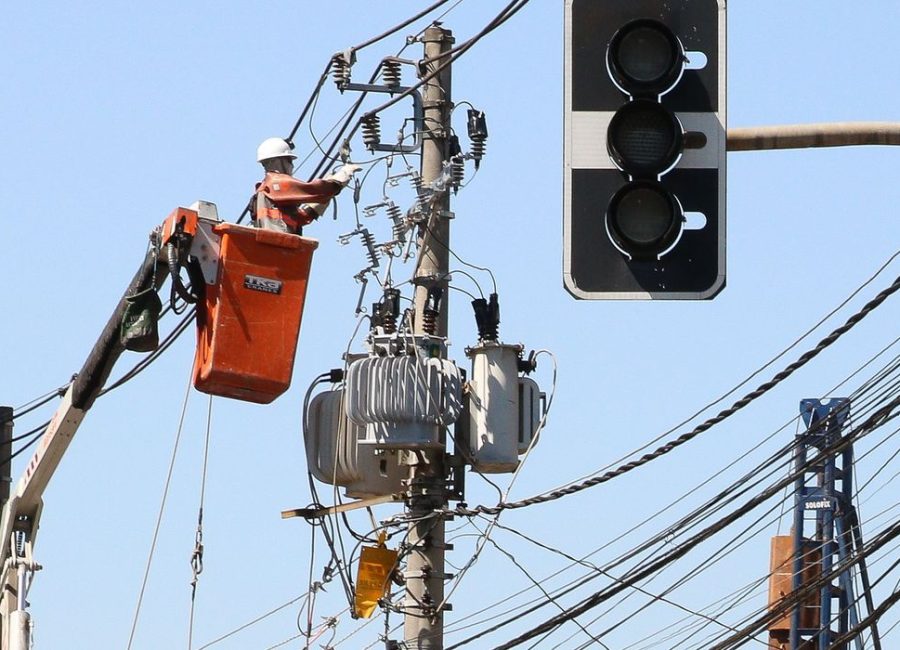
left=254, top=172, right=342, bottom=231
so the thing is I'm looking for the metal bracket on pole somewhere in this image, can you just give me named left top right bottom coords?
left=343, top=82, right=424, bottom=153
left=281, top=493, right=405, bottom=521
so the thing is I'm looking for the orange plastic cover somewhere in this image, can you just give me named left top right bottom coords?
left=767, top=535, right=821, bottom=633
left=193, top=223, right=319, bottom=403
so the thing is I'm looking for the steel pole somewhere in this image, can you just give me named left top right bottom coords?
left=0, top=408, right=10, bottom=519
left=404, top=24, right=454, bottom=650
left=790, top=437, right=807, bottom=650
left=727, top=122, right=900, bottom=151
left=818, top=455, right=836, bottom=649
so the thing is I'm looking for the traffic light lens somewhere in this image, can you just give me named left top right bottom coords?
left=618, top=28, right=672, bottom=83
left=614, top=188, right=670, bottom=244
left=607, top=100, right=683, bottom=176
left=608, top=20, right=684, bottom=94
left=607, top=182, right=682, bottom=258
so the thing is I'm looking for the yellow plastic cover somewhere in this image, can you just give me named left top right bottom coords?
left=354, top=545, right=399, bottom=619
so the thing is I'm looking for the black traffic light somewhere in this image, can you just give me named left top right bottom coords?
left=564, top=0, right=726, bottom=300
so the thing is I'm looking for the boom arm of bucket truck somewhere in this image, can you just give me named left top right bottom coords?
left=0, top=201, right=222, bottom=650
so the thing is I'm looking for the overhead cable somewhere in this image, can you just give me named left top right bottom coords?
left=485, top=518, right=753, bottom=649
left=577, top=250, right=900, bottom=488
left=353, top=0, right=458, bottom=52
left=195, top=594, right=308, bottom=649
left=570, top=373, right=900, bottom=647
left=125, top=374, right=195, bottom=650
left=287, top=1, right=457, bottom=145
left=704, top=517, right=900, bottom=650
left=490, top=398, right=900, bottom=648
left=11, top=387, right=65, bottom=420
left=307, top=0, right=530, bottom=181
left=361, top=0, right=531, bottom=121
left=447, top=386, right=900, bottom=648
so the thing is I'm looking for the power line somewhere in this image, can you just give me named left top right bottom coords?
left=6, top=426, right=45, bottom=463
left=473, top=522, right=611, bottom=650
left=11, top=387, right=65, bottom=420
left=307, top=0, right=531, bottom=181
left=463, top=395, right=900, bottom=648
left=483, top=518, right=761, bottom=650
left=703, top=514, right=900, bottom=650
left=8, top=420, right=50, bottom=445
left=442, top=342, right=900, bottom=646
left=195, top=594, right=308, bottom=649
left=286, top=1, right=458, bottom=146
left=640, top=408, right=897, bottom=648
left=604, top=378, right=897, bottom=647
left=353, top=0, right=458, bottom=52
left=542, top=252, right=900, bottom=499
left=125, top=374, right=194, bottom=650
left=361, top=0, right=532, bottom=120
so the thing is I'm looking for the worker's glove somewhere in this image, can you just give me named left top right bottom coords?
left=329, top=163, right=362, bottom=187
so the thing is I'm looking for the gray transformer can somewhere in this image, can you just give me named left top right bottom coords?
left=465, top=342, right=542, bottom=473
left=305, top=389, right=406, bottom=498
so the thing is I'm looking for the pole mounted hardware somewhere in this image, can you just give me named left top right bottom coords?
left=564, top=0, right=726, bottom=300
left=332, top=52, right=425, bottom=154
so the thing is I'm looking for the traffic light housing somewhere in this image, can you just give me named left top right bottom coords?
left=564, top=0, right=726, bottom=300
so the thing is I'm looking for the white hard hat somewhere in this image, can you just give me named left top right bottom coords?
left=256, top=137, right=296, bottom=163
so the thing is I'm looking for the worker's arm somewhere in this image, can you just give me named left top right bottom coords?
left=295, top=164, right=362, bottom=224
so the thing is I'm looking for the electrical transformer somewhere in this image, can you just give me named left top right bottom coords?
left=345, top=341, right=464, bottom=448
left=305, top=389, right=406, bottom=498
left=465, top=342, right=543, bottom=473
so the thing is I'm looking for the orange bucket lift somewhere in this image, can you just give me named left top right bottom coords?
left=192, top=222, right=319, bottom=403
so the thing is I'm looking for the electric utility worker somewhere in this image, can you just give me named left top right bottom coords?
left=252, top=137, right=360, bottom=234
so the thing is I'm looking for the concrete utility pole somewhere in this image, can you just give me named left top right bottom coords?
left=405, top=23, right=453, bottom=650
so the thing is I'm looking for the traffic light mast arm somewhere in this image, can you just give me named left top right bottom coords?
left=728, top=122, right=900, bottom=151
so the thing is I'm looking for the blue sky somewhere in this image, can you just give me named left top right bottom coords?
left=2, top=2, right=900, bottom=648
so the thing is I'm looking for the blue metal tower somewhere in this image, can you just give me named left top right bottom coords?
left=768, top=398, right=882, bottom=650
